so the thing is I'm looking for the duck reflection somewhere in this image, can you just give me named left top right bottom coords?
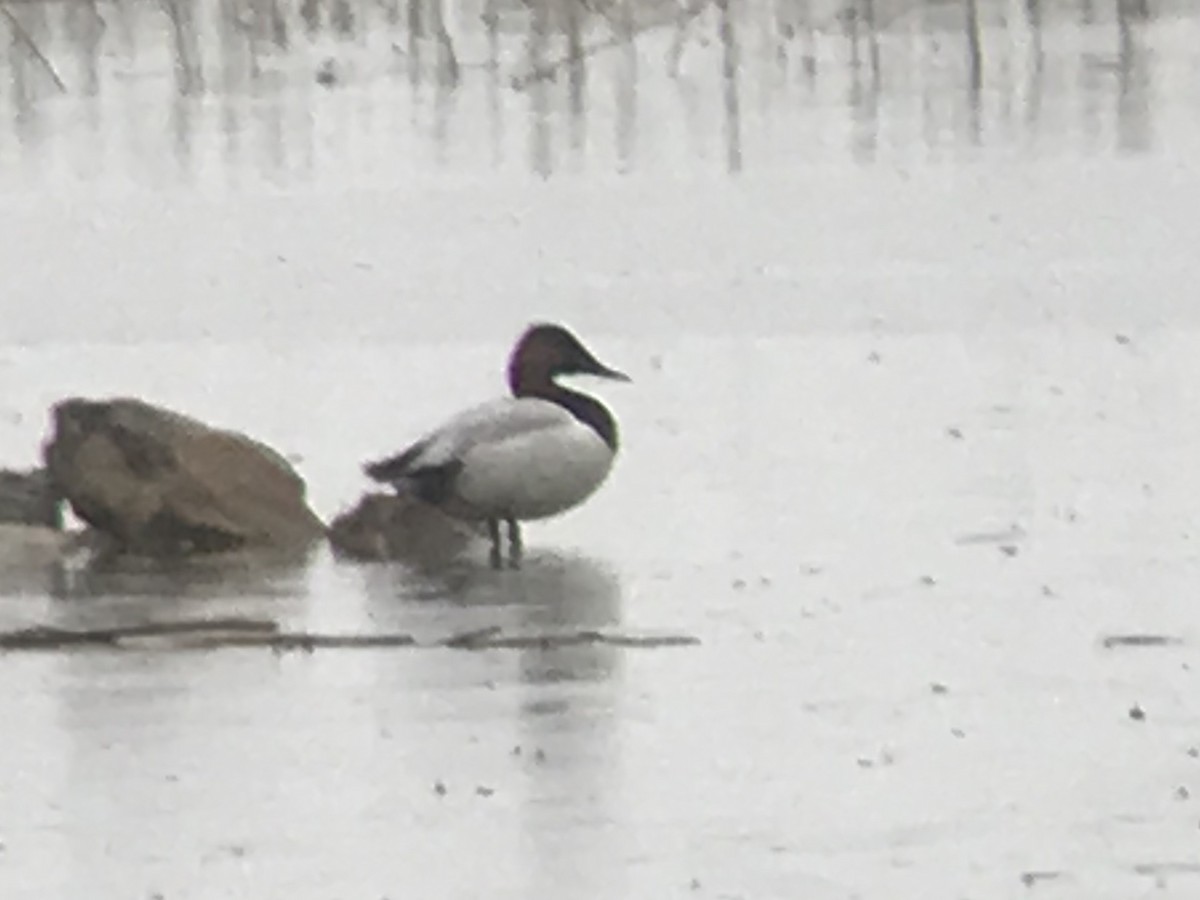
left=507, top=553, right=629, bottom=900
left=357, top=546, right=630, bottom=896
left=362, top=548, right=623, bottom=687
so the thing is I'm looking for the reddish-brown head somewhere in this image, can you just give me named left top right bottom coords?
left=506, top=323, right=630, bottom=396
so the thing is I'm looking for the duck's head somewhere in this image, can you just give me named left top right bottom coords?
left=507, top=323, right=630, bottom=395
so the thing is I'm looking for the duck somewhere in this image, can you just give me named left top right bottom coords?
left=364, top=323, right=630, bottom=569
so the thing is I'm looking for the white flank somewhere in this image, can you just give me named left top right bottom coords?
left=409, top=397, right=616, bottom=521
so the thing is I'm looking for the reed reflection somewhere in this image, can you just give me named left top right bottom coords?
left=0, top=0, right=1188, bottom=188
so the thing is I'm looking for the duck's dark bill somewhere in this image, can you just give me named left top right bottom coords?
left=592, top=364, right=632, bottom=382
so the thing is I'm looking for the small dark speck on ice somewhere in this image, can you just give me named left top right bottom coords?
left=434, top=780, right=447, bottom=796
left=315, top=60, right=338, bottom=87
left=1128, top=704, right=1146, bottom=721
left=475, top=786, right=495, bottom=797
left=1021, top=870, right=1063, bottom=887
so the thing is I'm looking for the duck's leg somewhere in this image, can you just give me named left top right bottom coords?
left=506, top=518, right=523, bottom=569
left=487, top=518, right=502, bottom=570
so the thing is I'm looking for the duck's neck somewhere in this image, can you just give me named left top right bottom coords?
left=516, top=380, right=620, bottom=451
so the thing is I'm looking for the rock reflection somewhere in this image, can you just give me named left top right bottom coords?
left=45, top=545, right=316, bottom=608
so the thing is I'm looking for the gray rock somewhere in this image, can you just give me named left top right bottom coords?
left=0, top=468, right=61, bottom=528
left=43, top=397, right=326, bottom=557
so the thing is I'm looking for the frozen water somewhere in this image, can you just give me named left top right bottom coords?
left=2, top=2, right=1199, bottom=897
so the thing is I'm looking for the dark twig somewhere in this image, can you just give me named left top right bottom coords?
left=1100, top=634, right=1184, bottom=649
left=0, top=618, right=700, bottom=652
left=0, top=617, right=278, bottom=650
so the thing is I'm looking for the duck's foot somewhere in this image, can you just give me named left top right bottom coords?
left=487, top=518, right=502, bottom=570
left=506, top=518, right=522, bottom=569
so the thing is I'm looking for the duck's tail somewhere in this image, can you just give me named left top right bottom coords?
left=364, top=445, right=463, bottom=506
left=363, top=444, right=425, bottom=484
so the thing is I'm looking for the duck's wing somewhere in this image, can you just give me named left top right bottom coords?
left=364, top=398, right=568, bottom=489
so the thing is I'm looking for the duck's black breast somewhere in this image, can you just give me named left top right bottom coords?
left=546, top=388, right=621, bottom=451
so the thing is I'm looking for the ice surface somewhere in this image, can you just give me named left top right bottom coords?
left=1, top=3, right=1199, bottom=898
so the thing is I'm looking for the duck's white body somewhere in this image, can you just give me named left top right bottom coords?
left=400, top=396, right=616, bottom=521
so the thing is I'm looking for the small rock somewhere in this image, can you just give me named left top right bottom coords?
left=1114, top=333, right=1132, bottom=346
left=475, top=785, right=494, bottom=797
left=999, top=544, right=1019, bottom=558
left=930, top=682, right=949, bottom=694
left=328, top=493, right=483, bottom=564
left=0, top=468, right=61, bottom=528
left=1174, top=785, right=1190, bottom=801
left=433, top=780, right=447, bottom=796
left=946, top=427, right=964, bottom=440
left=1129, top=704, right=1146, bottom=721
